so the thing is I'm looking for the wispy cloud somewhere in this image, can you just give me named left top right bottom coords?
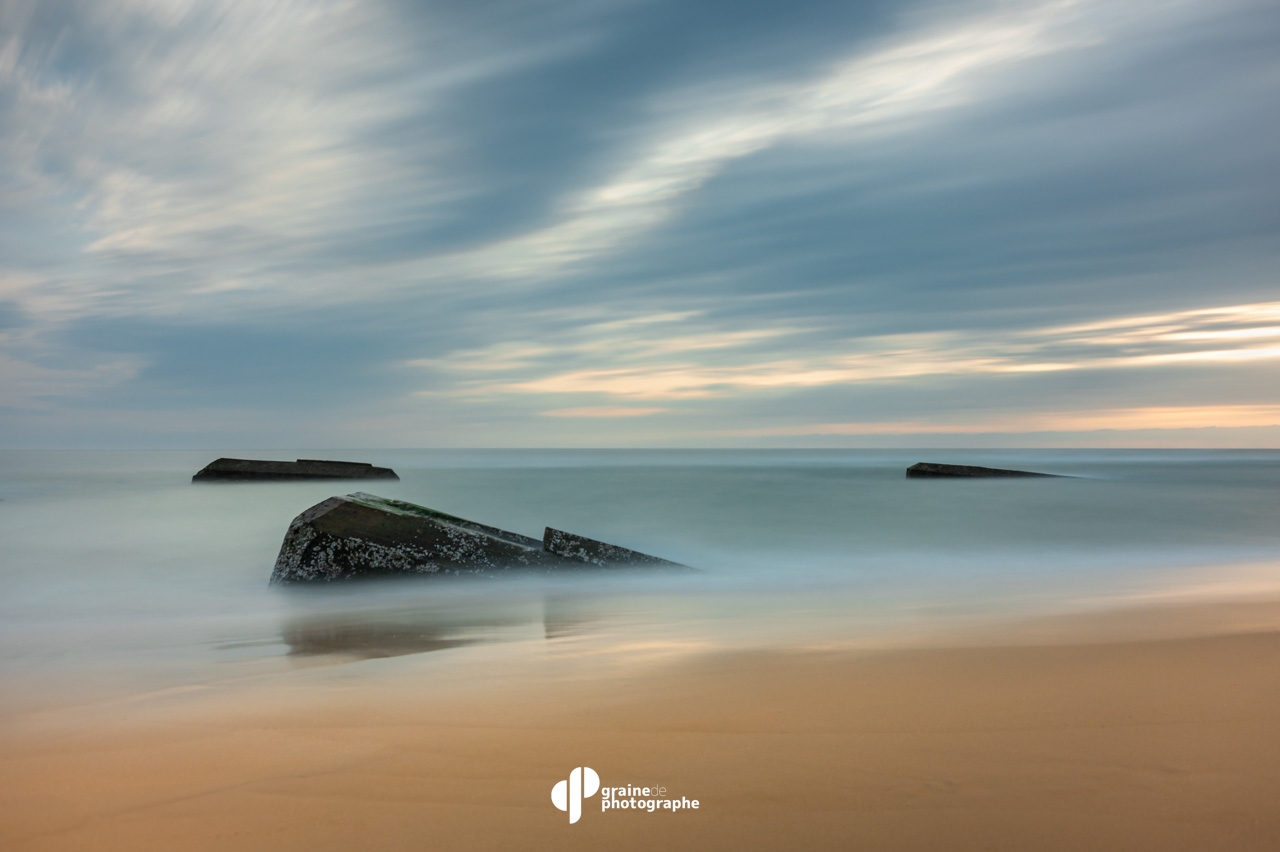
left=541, top=406, right=667, bottom=418
left=0, top=0, right=1168, bottom=311
left=440, top=301, right=1280, bottom=401
left=407, top=311, right=804, bottom=394
left=728, top=405, right=1280, bottom=437
left=0, top=351, right=143, bottom=409
left=0, top=0, right=600, bottom=316
left=433, top=0, right=1097, bottom=282
left=1, top=0, right=1277, bottom=446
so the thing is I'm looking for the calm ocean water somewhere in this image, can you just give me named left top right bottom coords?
left=2, top=449, right=1279, bottom=705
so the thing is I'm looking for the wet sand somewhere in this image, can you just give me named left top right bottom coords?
left=4, top=599, right=1280, bottom=851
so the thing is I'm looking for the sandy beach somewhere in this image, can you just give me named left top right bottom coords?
left=4, top=598, right=1280, bottom=851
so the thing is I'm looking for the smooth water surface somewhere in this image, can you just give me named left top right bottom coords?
left=2, top=449, right=1278, bottom=706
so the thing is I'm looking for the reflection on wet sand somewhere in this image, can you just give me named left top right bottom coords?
left=280, top=594, right=606, bottom=660
left=542, top=595, right=605, bottom=640
left=281, top=618, right=481, bottom=659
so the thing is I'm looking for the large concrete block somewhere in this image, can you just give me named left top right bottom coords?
left=271, top=493, right=553, bottom=583
left=271, top=493, right=689, bottom=583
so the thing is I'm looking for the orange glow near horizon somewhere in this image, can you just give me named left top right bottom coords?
left=410, top=300, right=1280, bottom=442
left=723, top=405, right=1280, bottom=437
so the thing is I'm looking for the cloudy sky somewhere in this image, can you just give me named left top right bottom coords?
left=2, top=0, right=1278, bottom=448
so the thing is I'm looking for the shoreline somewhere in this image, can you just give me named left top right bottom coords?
left=4, top=595, right=1280, bottom=850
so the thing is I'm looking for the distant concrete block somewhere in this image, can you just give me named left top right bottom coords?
left=194, top=457, right=399, bottom=482
left=906, top=462, right=1060, bottom=478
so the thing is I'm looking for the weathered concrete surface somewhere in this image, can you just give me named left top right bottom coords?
left=543, top=527, right=686, bottom=568
left=271, top=493, right=689, bottom=583
left=271, top=493, right=554, bottom=583
left=906, top=462, right=1060, bottom=478
left=193, top=458, right=399, bottom=482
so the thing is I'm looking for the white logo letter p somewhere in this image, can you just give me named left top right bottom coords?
left=551, top=766, right=599, bottom=824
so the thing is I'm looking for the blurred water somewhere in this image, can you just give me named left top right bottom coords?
left=1, top=449, right=1279, bottom=703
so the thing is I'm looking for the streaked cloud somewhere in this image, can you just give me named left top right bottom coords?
left=729, top=405, right=1280, bottom=437
left=0, top=350, right=142, bottom=410
left=541, top=407, right=667, bottom=418
left=0, top=0, right=1277, bottom=447
left=445, top=301, right=1280, bottom=401
left=442, top=0, right=1094, bottom=281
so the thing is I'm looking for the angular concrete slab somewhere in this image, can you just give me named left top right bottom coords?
left=271, top=493, right=554, bottom=583
left=271, top=493, right=691, bottom=584
left=543, top=527, right=687, bottom=568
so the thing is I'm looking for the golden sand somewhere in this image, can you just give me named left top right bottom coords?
left=4, top=600, right=1280, bottom=851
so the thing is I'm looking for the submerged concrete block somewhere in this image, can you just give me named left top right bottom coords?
left=270, top=494, right=688, bottom=583
left=194, top=458, right=399, bottom=482
left=271, top=493, right=554, bottom=583
left=543, top=527, right=686, bottom=568
left=906, top=462, right=1060, bottom=478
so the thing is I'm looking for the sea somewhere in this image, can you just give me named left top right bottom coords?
left=2, top=449, right=1279, bottom=713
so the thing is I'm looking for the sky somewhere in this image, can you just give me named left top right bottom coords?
left=1, top=0, right=1278, bottom=449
